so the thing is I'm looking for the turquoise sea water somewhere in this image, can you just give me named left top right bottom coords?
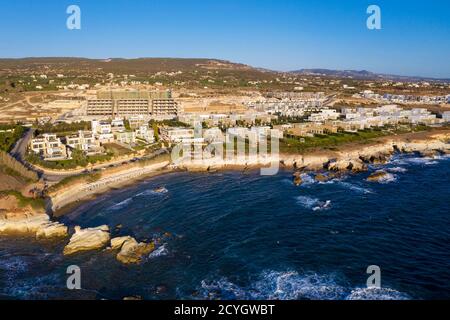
left=0, top=153, right=449, bottom=300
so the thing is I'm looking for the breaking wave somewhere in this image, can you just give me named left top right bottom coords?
left=197, top=271, right=409, bottom=300
left=337, top=181, right=373, bottom=194
left=346, top=287, right=410, bottom=300
left=109, top=197, right=133, bottom=210
left=296, top=196, right=331, bottom=211
left=387, top=166, right=407, bottom=173
left=136, top=187, right=168, bottom=197
left=149, top=244, right=169, bottom=259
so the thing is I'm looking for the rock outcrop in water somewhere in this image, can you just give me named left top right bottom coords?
left=367, top=171, right=390, bottom=182
left=63, top=225, right=110, bottom=255
left=293, top=172, right=302, bottom=186
left=326, top=159, right=368, bottom=172
left=111, top=236, right=155, bottom=264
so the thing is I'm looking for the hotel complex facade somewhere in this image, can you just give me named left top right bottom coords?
left=87, top=89, right=179, bottom=117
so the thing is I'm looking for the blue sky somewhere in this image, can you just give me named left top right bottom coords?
left=1, top=0, right=449, bottom=78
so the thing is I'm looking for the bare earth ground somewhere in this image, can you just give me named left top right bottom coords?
left=0, top=91, right=81, bottom=122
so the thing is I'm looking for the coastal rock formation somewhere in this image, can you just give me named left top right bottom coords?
left=315, top=173, right=329, bottom=182
left=63, top=225, right=110, bottom=255
left=110, top=236, right=134, bottom=250
left=419, top=150, right=440, bottom=158
left=293, top=172, right=302, bottom=186
left=326, top=159, right=368, bottom=172
left=0, top=195, right=67, bottom=239
left=367, top=171, right=390, bottom=182
left=0, top=211, right=68, bottom=239
left=112, top=236, right=156, bottom=264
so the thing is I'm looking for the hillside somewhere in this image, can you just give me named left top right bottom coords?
left=0, top=57, right=273, bottom=77
left=291, top=68, right=450, bottom=82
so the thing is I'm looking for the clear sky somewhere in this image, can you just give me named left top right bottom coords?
left=1, top=0, right=449, bottom=78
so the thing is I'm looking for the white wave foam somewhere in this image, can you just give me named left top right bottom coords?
left=313, top=200, right=332, bottom=211
left=300, top=173, right=315, bottom=186
left=136, top=187, right=168, bottom=197
left=296, top=196, right=331, bottom=211
left=387, top=166, right=407, bottom=173
left=338, top=181, right=373, bottom=194
left=346, top=287, right=410, bottom=300
left=198, top=271, right=410, bottom=301
left=149, top=244, right=169, bottom=259
left=369, top=172, right=397, bottom=184
left=296, top=196, right=319, bottom=209
left=109, top=197, right=133, bottom=210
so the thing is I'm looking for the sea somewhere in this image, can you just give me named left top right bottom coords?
left=0, top=153, right=449, bottom=300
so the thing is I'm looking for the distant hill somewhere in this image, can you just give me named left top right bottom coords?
left=291, top=68, right=450, bottom=82
left=0, top=57, right=273, bottom=77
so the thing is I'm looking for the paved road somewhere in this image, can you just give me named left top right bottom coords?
left=8, top=128, right=169, bottom=184
left=42, top=148, right=169, bottom=184
left=10, top=128, right=35, bottom=162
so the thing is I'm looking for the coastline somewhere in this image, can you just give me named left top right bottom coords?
left=48, top=128, right=450, bottom=216
left=50, top=161, right=171, bottom=217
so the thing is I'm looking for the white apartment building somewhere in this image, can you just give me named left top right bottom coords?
left=91, top=120, right=114, bottom=143
left=136, top=125, right=155, bottom=143
left=65, top=131, right=100, bottom=154
left=308, top=109, right=340, bottom=122
left=160, top=127, right=195, bottom=143
left=30, top=134, right=68, bottom=160
left=114, top=131, right=136, bottom=145
left=111, top=118, right=126, bottom=133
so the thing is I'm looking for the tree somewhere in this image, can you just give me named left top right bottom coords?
left=152, top=123, right=159, bottom=142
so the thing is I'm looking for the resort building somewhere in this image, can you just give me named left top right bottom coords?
left=91, top=120, right=115, bottom=143
left=86, top=89, right=178, bottom=118
left=160, top=127, right=195, bottom=143
left=65, top=131, right=101, bottom=154
left=114, top=131, right=136, bottom=145
left=136, top=125, right=155, bottom=143
left=30, top=134, right=68, bottom=160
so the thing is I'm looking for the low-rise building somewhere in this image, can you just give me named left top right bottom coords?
left=160, top=127, right=195, bottom=143
left=114, top=131, right=136, bottom=145
left=30, top=134, right=68, bottom=160
left=65, top=131, right=102, bottom=154
left=136, top=125, right=155, bottom=143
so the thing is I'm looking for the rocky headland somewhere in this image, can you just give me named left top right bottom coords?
left=0, top=195, right=67, bottom=239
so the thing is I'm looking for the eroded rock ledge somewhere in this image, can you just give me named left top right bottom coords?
left=0, top=195, right=68, bottom=239
left=62, top=228, right=156, bottom=264
left=110, top=236, right=155, bottom=264
left=0, top=212, right=68, bottom=239
left=63, top=225, right=111, bottom=255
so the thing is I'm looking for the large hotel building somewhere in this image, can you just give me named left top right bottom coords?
left=87, top=89, right=179, bottom=117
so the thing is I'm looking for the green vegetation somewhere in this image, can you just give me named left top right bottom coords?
left=281, top=130, right=387, bottom=154
left=35, top=121, right=91, bottom=135
left=26, top=150, right=114, bottom=170
left=279, top=125, right=431, bottom=154
left=0, top=124, right=25, bottom=152
left=152, top=122, right=160, bottom=141
left=0, top=150, right=39, bottom=181
left=103, top=143, right=133, bottom=157
left=149, top=119, right=190, bottom=128
left=0, top=190, right=45, bottom=210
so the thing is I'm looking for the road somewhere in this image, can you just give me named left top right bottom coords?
left=10, top=128, right=35, bottom=162
left=42, top=148, right=169, bottom=184
left=9, top=127, right=169, bottom=184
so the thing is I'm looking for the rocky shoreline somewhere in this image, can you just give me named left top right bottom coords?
left=178, top=130, right=450, bottom=172
left=0, top=129, right=449, bottom=266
